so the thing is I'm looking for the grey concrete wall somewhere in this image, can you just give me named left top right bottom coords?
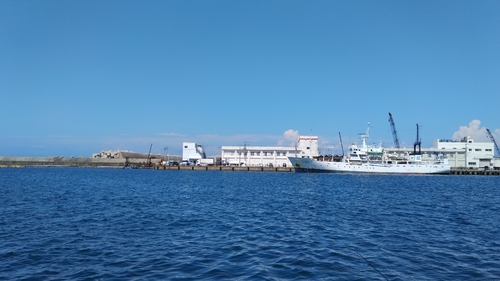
left=0, top=156, right=125, bottom=167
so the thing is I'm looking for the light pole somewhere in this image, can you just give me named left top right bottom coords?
left=163, top=147, right=169, bottom=163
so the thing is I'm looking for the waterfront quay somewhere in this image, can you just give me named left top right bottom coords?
left=154, top=165, right=500, bottom=175
left=155, top=165, right=295, bottom=172
left=2, top=157, right=500, bottom=175
left=450, top=168, right=500, bottom=176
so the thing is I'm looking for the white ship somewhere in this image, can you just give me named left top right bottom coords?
left=289, top=123, right=450, bottom=174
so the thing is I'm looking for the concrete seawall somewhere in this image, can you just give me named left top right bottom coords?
left=0, top=156, right=127, bottom=168
left=154, top=166, right=500, bottom=175
left=449, top=169, right=500, bottom=176
left=156, top=165, right=295, bottom=172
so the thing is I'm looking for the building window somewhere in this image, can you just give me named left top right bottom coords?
left=250, top=152, right=254, bottom=156
left=486, top=149, right=492, bottom=152
left=469, top=149, right=472, bottom=151
left=468, top=162, right=476, bottom=165
left=475, top=149, right=482, bottom=151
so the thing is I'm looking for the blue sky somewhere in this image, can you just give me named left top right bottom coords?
left=1, top=0, right=499, bottom=157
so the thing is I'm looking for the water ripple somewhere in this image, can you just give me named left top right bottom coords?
left=1, top=169, right=499, bottom=280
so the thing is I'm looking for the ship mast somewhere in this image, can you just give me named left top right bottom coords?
left=359, top=122, right=370, bottom=149
left=339, top=132, right=345, bottom=158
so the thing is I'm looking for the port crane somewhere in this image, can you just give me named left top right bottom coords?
left=486, top=129, right=500, bottom=156
left=412, top=123, right=422, bottom=155
left=147, top=143, right=153, bottom=167
left=388, top=112, right=400, bottom=149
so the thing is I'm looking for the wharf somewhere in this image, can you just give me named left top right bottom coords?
left=158, top=165, right=500, bottom=175
left=2, top=156, right=499, bottom=175
left=156, top=165, right=295, bottom=172
left=450, top=168, right=500, bottom=176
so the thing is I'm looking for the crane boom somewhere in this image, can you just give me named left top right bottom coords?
left=147, top=143, right=153, bottom=167
left=388, top=112, right=400, bottom=149
left=486, top=129, right=500, bottom=156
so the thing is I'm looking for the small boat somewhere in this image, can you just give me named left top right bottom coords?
left=288, top=123, right=450, bottom=174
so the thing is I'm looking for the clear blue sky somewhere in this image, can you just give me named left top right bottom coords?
left=1, top=0, right=499, bottom=157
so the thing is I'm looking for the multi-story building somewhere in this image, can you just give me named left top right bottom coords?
left=182, top=142, right=207, bottom=162
left=434, top=136, right=495, bottom=169
left=221, top=136, right=319, bottom=167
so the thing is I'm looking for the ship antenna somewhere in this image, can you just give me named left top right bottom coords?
left=360, top=122, right=370, bottom=148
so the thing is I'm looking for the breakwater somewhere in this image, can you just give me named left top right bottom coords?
left=0, top=156, right=131, bottom=168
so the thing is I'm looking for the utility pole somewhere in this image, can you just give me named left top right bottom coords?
left=163, top=146, right=169, bottom=163
left=244, top=141, right=248, bottom=166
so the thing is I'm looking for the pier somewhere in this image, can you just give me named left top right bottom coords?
left=450, top=168, right=500, bottom=176
left=155, top=165, right=295, bottom=172
left=155, top=166, right=500, bottom=175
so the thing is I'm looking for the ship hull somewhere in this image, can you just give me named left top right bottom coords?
left=288, top=157, right=450, bottom=174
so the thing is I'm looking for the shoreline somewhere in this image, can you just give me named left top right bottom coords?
left=2, top=160, right=500, bottom=175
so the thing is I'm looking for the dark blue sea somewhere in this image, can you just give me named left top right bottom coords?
left=1, top=168, right=499, bottom=280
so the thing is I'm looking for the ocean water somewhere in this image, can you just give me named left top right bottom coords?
left=0, top=168, right=499, bottom=280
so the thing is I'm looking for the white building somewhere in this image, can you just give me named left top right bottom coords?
left=221, top=136, right=319, bottom=167
left=434, top=136, right=495, bottom=169
left=384, top=136, right=496, bottom=169
left=296, top=136, right=320, bottom=158
left=182, top=142, right=207, bottom=162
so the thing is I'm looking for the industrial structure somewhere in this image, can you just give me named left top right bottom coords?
left=179, top=142, right=214, bottom=165
left=383, top=136, right=497, bottom=169
left=486, top=129, right=500, bottom=157
left=388, top=112, right=400, bottom=149
left=383, top=113, right=498, bottom=169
